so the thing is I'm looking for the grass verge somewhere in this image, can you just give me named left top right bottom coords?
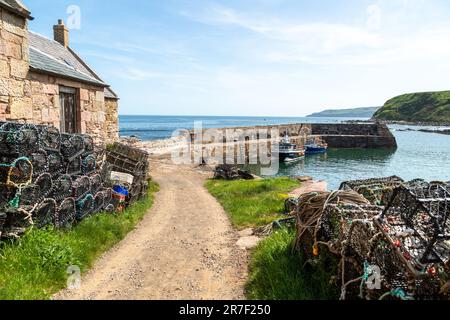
left=0, top=181, right=159, bottom=300
left=246, top=228, right=339, bottom=300
left=205, top=177, right=300, bottom=229
left=206, top=177, right=338, bottom=300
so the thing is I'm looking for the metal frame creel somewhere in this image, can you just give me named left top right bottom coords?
left=0, top=121, right=152, bottom=240
left=293, top=177, right=450, bottom=300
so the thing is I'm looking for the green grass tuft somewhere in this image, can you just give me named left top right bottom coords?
left=373, top=90, right=450, bottom=123
left=0, top=181, right=159, bottom=300
left=246, top=228, right=339, bottom=300
left=205, top=177, right=339, bottom=300
left=205, top=177, right=299, bottom=229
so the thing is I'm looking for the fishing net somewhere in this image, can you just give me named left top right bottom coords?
left=32, top=198, right=57, bottom=229
left=52, top=174, right=73, bottom=201
left=60, top=133, right=85, bottom=161
left=72, top=176, right=91, bottom=201
left=76, top=194, right=94, bottom=221
left=92, top=191, right=105, bottom=213
left=89, top=174, right=103, bottom=194
left=0, top=123, right=40, bottom=155
left=29, top=149, right=49, bottom=178
left=0, top=157, right=33, bottom=187
left=66, top=157, right=82, bottom=176
left=56, top=198, right=76, bottom=228
left=82, top=154, right=96, bottom=175
left=38, top=126, right=61, bottom=152
left=47, top=151, right=65, bottom=176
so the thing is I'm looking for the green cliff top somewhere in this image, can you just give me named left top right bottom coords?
left=373, top=91, right=450, bottom=124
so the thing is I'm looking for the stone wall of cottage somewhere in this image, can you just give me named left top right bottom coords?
left=0, top=7, right=30, bottom=122
left=105, top=98, right=119, bottom=141
left=0, top=7, right=119, bottom=145
left=26, top=72, right=116, bottom=144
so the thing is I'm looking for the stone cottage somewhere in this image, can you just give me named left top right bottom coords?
left=0, top=0, right=119, bottom=144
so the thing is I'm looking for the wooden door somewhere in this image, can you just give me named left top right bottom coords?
left=60, top=86, right=78, bottom=134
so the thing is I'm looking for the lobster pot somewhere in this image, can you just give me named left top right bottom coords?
left=0, top=187, right=16, bottom=204
left=102, top=188, right=114, bottom=211
left=82, top=154, right=96, bottom=175
left=82, top=135, right=94, bottom=155
left=383, top=186, right=450, bottom=264
left=38, top=126, right=61, bottom=152
left=33, top=198, right=57, bottom=229
left=0, top=123, right=39, bottom=155
left=56, top=198, right=76, bottom=228
left=1, top=207, right=33, bottom=239
left=128, top=181, right=147, bottom=203
left=92, top=192, right=105, bottom=213
left=34, top=173, right=53, bottom=202
left=105, top=145, right=149, bottom=177
left=90, top=174, right=103, bottom=194
left=0, top=157, right=33, bottom=187
left=72, top=176, right=91, bottom=201
left=19, top=183, right=38, bottom=207
left=61, top=134, right=85, bottom=161
left=315, top=205, right=382, bottom=251
left=67, top=157, right=82, bottom=176
left=367, top=233, right=441, bottom=299
left=18, top=173, right=52, bottom=208
left=29, top=149, right=49, bottom=178
left=0, top=212, right=6, bottom=236
left=339, top=176, right=405, bottom=205
left=76, top=194, right=94, bottom=221
left=52, top=174, right=73, bottom=201
left=47, top=152, right=66, bottom=177
left=346, top=220, right=377, bottom=262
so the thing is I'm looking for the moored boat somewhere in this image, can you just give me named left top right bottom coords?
left=276, top=135, right=305, bottom=162
left=305, top=140, right=328, bottom=154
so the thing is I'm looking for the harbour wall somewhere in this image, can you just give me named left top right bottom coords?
left=190, top=122, right=398, bottom=149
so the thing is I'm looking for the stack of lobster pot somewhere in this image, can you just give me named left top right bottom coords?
left=0, top=121, right=115, bottom=239
left=104, top=142, right=150, bottom=207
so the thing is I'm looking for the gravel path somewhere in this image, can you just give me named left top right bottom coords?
left=55, top=160, right=248, bottom=300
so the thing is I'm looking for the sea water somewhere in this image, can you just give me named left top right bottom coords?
left=119, top=115, right=450, bottom=189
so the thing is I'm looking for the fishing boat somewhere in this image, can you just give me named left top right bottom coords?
left=276, top=134, right=305, bottom=163
left=305, top=139, right=328, bottom=155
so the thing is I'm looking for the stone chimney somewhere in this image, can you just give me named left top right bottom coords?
left=53, top=19, right=69, bottom=47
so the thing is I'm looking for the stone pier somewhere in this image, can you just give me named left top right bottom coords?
left=190, top=122, right=398, bottom=149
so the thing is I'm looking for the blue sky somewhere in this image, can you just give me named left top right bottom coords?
left=25, top=0, right=450, bottom=116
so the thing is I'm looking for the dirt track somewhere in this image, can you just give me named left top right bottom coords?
left=55, top=159, right=247, bottom=300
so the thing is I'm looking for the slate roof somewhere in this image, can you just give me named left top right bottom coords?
left=0, top=0, right=32, bottom=19
left=29, top=31, right=118, bottom=99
